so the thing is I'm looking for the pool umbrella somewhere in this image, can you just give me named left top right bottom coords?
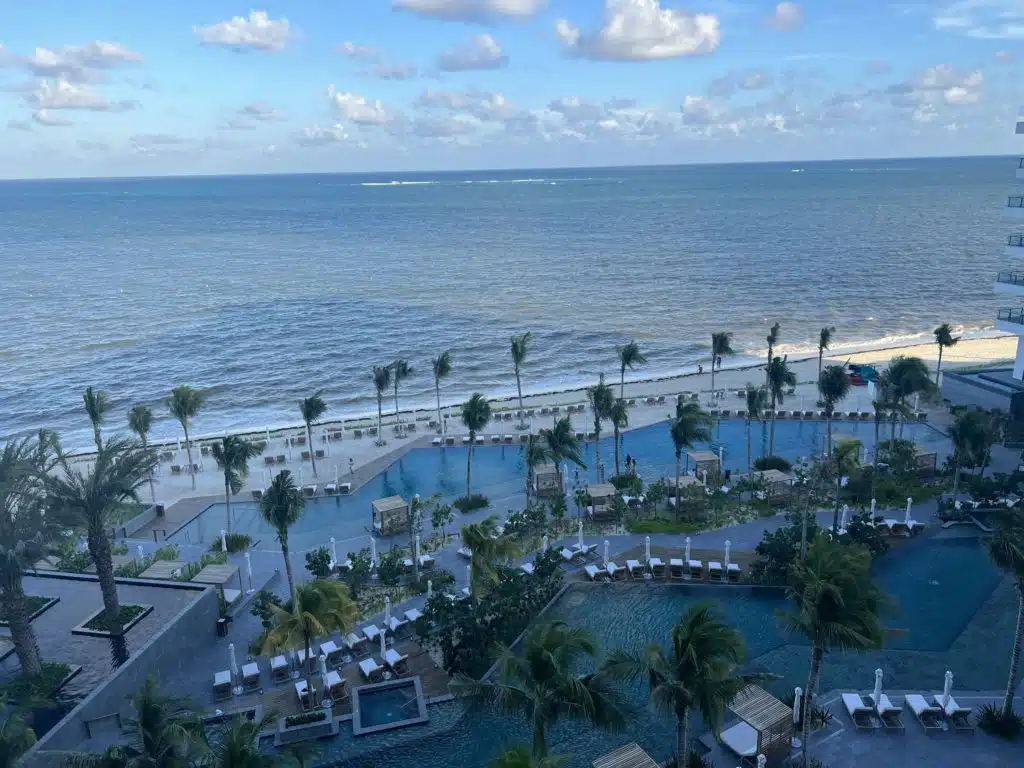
left=136, top=544, right=144, bottom=561
left=465, top=564, right=471, bottom=597
left=685, top=536, right=691, bottom=562
left=265, top=427, right=270, bottom=443
left=644, top=536, right=651, bottom=563
left=757, top=755, right=766, bottom=768
left=220, top=529, right=227, bottom=552
left=905, top=497, right=913, bottom=525
left=228, top=643, right=239, bottom=694
left=942, top=670, right=954, bottom=709
left=542, top=534, right=549, bottom=552
left=603, top=539, right=609, bottom=567
left=870, top=498, right=876, bottom=517
left=329, top=537, right=337, bottom=568
left=380, top=629, right=387, bottom=658
left=792, top=687, right=803, bottom=725
left=319, top=654, right=328, bottom=681
left=873, top=668, right=883, bottom=704
left=369, top=536, right=376, bottom=568
left=244, top=552, right=253, bottom=593
left=414, top=535, right=421, bottom=563
left=426, top=580, right=433, bottom=600
left=384, top=597, right=391, bottom=628
left=724, top=540, right=731, bottom=571
left=298, top=467, right=305, bottom=485
left=840, top=505, right=848, bottom=530
left=578, top=521, right=584, bottom=550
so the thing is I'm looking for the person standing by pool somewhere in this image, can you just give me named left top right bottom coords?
left=349, top=457, right=354, bottom=475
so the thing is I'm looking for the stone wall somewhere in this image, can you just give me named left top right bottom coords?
left=23, top=583, right=219, bottom=767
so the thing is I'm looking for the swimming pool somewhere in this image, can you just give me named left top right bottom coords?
left=301, top=532, right=1012, bottom=768
left=173, top=418, right=947, bottom=551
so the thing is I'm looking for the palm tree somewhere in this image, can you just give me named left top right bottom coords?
left=391, top=359, right=412, bottom=426
left=167, top=385, right=205, bottom=491
left=766, top=355, right=796, bottom=455
left=818, top=364, right=851, bottom=457
left=460, top=516, right=521, bottom=603
left=211, top=436, right=263, bottom=534
left=710, top=331, right=735, bottom=395
left=831, top=439, right=861, bottom=533
left=610, top=399, right=628, bottom=477
left=985, top=509, right=1024, bottom=719
left=617, top=341, right=647, bottom=400
left=259, top=471, right=304, bottom=595
left=870, top=377, right=890, bottom=503
left=461, top=393, right=491, bottom=496
left=205, top=713, right=283, bottom=768
left=670, top=400, right=712, bottom=508
left=0, top=700, right=36, bottom=768
left=511, top=332, right=533, bottom=426
left=603, top=602, right=762, bottom=764
left=489, top=747, right=567, bottom=768
left=48, top=438, right=157, bottom=633
left=372, top=365, right=391, bottom=443
left=83, top=386, right=111, bottom=453
left=817, top=326, right=835, bottom=380
left=947, top=408, right=991, bottom=501
left=432, top=350, right=453, bottom=432
left=263, top=579, right=358, bottom=674
left=451, top=621, right=626, bottom=758
left=586, top=375, right=614, bottom=480
left=524, top=435, right=552, bottom=502
left=298, top=391, right=327, bottom=477
left=541, top=416, right=586, bottom=493
left=0, top=436, right=55, bottom=678
left=765, top=322, right=781, bottom=391
left=127, top=405, right=156, bottom=502
left=884, top=356, right=936, bottom=440
left=744, top=386, right=768, bottom=472
left=934, top=323, right=959, bottom=384
left=781, top=535, right=887, bottom=767
left=124, top=677, right=203, bottom=768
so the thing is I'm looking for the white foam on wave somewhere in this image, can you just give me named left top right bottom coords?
left=358, top=180, right=441, bottom=187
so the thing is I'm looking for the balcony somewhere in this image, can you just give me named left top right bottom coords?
left=1007, top=234, right=1024, bottom=257
left=995, top=272, right=1024, bottom=296
left=1006, top=196, right=1024, bottom=219
left=996, top=307, right=1024, bottom=332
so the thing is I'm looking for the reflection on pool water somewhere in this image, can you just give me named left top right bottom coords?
left=357, top=684, right=420, bottom=729
left=306, top=533, right=1012, bottom=768
left=173, top=418, right=947, bottom=550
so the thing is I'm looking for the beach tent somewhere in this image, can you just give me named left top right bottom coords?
left=586, top=483, right=617, bottom=518
left=372, top=495, right=410, bottom=536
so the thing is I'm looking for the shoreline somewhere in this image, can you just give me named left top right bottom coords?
left=63, top=331, right=1016, bottom=460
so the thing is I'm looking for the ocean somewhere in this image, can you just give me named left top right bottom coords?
left=0, top=157, right=1015, bottom=451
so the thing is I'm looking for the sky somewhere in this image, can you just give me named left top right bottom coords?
left=0, top=1, right=1022, bottom=178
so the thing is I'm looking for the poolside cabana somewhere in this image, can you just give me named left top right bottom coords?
left=533, top=463, right=562, bottom=498
left=914, top=445, right=938, bottom=478
left=721, top=685, right=793, bottom=767
left=592, top=743, right=658, bottom=768
left=372, top=495, right=410, bottom=536
left=586, top=483, right=617, bottom=519
left=686, top=450, right=720, bottom=482
left=664, top=474, right=704, bottom=509
left=190, top=563, right=242, bottom=605
left=748, top=469, right=794, bottom=504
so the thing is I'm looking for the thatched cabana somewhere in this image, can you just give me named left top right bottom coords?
left=686, top=450, right=721, bottom=482
left=372, top=495, right=410, bottom=536
left=586, top=483, right=617, bottom=518
left=592, top=743, right=658, bottom=768
left=914, top=445, right=938, bottom=477
left=749, top=469, right=794, bottom=504
left=720, top=685, right=793, bottom=766
left=533, top=463, right=562, bottom=498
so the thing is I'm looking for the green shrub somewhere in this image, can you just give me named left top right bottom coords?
left=453, top=493, right=489, bottom=513
left=305, top=547, right=332, bottom=580
left=626, top=518, right=705, bottom=535
left=175, top=551, right=227, bottom=582
left=284, top=711, right=326, bottom=727
left=411, top=568, right=455, bottom=595
left=549, top=495, right=567, bottom=523
left=609, top=473, right=642, bottom=495
left=209, top=532, right=251, bottom=553
left=841, top=511, right=889, bottom=558
left=342, top=548, right=373, bottom=598
left=153, top=544, right=180, bottom=561
left=250, top=589, right=283, bottom=630
left=748, top=511, right=820, bottom=586
left=754, top=455, right=792, bottom=472
left=376, top=549, right=406, bottom=587
left=978, top=704, right=1023, bottom=739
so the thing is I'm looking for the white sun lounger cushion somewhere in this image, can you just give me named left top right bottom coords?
left=521, top=562, right=535, bottom=575
left=626, top=559, right=642, bottom=572
left=870, top=692, right=898, bottom=715
left=688, top=559, right=703, bottom=569
left=720, top=721, right=758, bottom=758
left=584, top=564, right=603, bottom=580
left=933, top=695, right=971, bottom=716
left=905, top=694, right=941, bottom=716
left=457, top=547, right=473, bottom=559
left=843, top=693, right=871, bottom=715
left=708, top=561, right=723, bottom=571
left=727, top=563, right=741, bottom=572
left=648, top=557, right=664, bottom=568
left=606, top=562, right=619, bottom=576
left=669, top=558, right=684, bottom=567
left=560, top=548, right=576, bottom=562
left=359, top=658, right=382, bottom=677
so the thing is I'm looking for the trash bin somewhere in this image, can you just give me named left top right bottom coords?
left=216, top=618, right=228, bottom=637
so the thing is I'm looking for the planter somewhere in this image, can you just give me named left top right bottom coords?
left=72, top=604, right=153, bottom=637
left=274, top=711, right=339, bottom=745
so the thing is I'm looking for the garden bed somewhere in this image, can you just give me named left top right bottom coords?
left=0, top=661, right=81, bottom=705
left=72, top=604, right=152, bottom=637
left=274, top=710, right=339, bottom=745
left=0, top=596, right=58, bottom=626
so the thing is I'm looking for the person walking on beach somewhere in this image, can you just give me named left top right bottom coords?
left=349, top=457, right=354, bottom=475
left=698, top=364, right=704, bottom=375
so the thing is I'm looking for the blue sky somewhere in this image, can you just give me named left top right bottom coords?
left=0, top=1, right=1021, bottom=178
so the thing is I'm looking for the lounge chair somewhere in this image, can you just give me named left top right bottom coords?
left=606, top=562, right=624, bottom=580
left=417, top=553, right=435, bottom=569
left=474, top=435, right=484, bottom=445
left=384, top=648, right=409, bottom=674
left=343, top=632, right=368, bottom=656
left=320, top=640, right=342, bottom=666
left=294, top=679, right=312, bottom=711
left=404, top=608, right=424, bottom=624
left=727, top=563, right=741, bottom=583
left=461, top=436, right=471, bottom=444
left=363, top=624, right=383, bottom=643
left=503, top=434, right=514, bottom=443
left=302, top=485, right=317, bottom=497
left=275, top=454, right=286, bottom=464
left=625, top=559, right=644, bottom=579
left=270, top=654, right=289, bottom=683
left=241, top=662, right=260, bottom=691
left=251, top=488, right=264, bottom=501
left=720, top=721, right=758, bottom=760
left=445, top=436, right=455, bottom=445
left=214, top=670, right=232, bottom=701
left=263, top=456, right=276, bottom=466
left=301, top=450, right=312, bottom=461
left=869, top=692, right=905, bottom=732
left=491, top=435, right=501, bottom=443
left=648, top=557, right=666, bottom=579
left=669, top=558, right=685, bottom=580
left=933, top=695, right=974, bottom=732
left=584, top=564, right=608, bottom=581
left=359, top=657, right=384, bottom=682
left=905, top=694, right=944, bottom=733
left=387, top=616, right=408, bottom=635
left=521, top=562, right=535, bottom=576
left=323, top=670, right=347, bottom=700
left=323, top=483, right=338, bottom=495
left=573, top=542, right=596, bottom=559
left=842, top=693, right=876, bottom=731
left=432, top=436, right=443, bottom=446
left=457, top=546, right=473, bottom=559
left=170, top=464, right=183, bottom=475
left=560, top=547, right=580, bottom=563
left=708, top=561, right=724, bottom=582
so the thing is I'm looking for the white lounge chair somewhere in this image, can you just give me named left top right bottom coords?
left=727, top=563, right=741, bottom=582
left=320, top=640, right=342, bottom=666
left=669, top=558, right=685, bottom=580
left=933, top=695, right=974, bottom=732
left=432, top=437, right=443, bottom=446
left=842, top=693, right=876, bottom=731
left=584, top=564, right=607, bottom=581
left=869, top=692, right=904, bottom=731
left=323, top=669, right=346, bottom=700
left=417, top=553, right=435, bottom=569
left=270, top=654, right=289, bottom=683
left=241, top=662, right=260, bottom=691
left=384, top=647, right=409, bottom=674
left=720, top=720, right=758, bottom=759
left=457, top=546, right=473, bottom=559
left=404, top=608, right=423, bottom=623
left=606, top=562, right=624, bottom=580
left=214, top=670, right=232, bottom=701
left=573, top=542, right=596, bottom=559
left=323, top=482, right=338, bottom=495
left=461, top=436, right=471, bottom=444
left=708, top=561, right=724, bottom=582
left=343, top=632, right=367, bottom=655
left=359, top=657, right=384, bottom=681
left=688, top=559, right=704, bottom=580
left=905, top=694, right=944, bottom=733
left=302, top=484, right=317, bottom=497
left=625, top=559, right=644, bottom=578
left=648, top=557, right=665, bottom=579
left=386, top=616, right=408, bottom=634
left=521, top=562, right=535, bottom=575
left=363, top=624, right=383, bottom=643
left=559, top=547, right=579, bottom=563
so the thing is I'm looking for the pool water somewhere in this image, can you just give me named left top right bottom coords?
left=306, top=534, right=1013, bottom=768
left=358, top=684, right=420, bottom=729
left=173, top=418, right=946, bottom=550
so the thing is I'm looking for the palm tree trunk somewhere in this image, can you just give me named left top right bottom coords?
left=936, top=345, right=943, bottom=384
left=818, top=349, right=823, bottom=381
left=184, top=425, right=196, bottom=490
left=620, top=366, right=625, bottom=400
left=871, top=415, right=880, bottom=503
left=675, top=454, right=681, bottom=515
left=393, top=382, right=400, bottom=426
left=1003, top=584, right=1024, bottom=717
left=307, top=422, right=317, bottom=478
left=88, top=523, right=122, bottom=632
left=466, top=438, right=473, bottom=496
left=769, top=397, right=778, bottom=455
left=142, top=435, right=155, bottom=503
left=515, top=368, right=524, bottom=425
left=93, top=425, right=102, bottom=453
left=532, top=719, right=547, bottom=759
left=594, top=424, right=602, bottom=482
left=225, top=477, right=232, bottom=535
left=613, top=426, right=620, bottom=476
left=679, top=708, right=690, bottom=766
left=377, top=396, right=383, bottom=441
left=952, top=459, right=960, bottom=501
left=802, top=645, right=824, bottom=768
left=746, top=418, right=752, bottom=472
left=833, top=459, right=843, bottom=533
left=3, top=585, right=42, bottom=677
left=435, top=380, right=442, bottom=433
left=280, top=534, right=295, bottom=595
left=711, top=357, right=716, bottom=396
left=827, top=412, right=833, bottom=457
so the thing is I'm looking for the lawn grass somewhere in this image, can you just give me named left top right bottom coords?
left=0, top=596, right=55, bottom=626
left=83, top=604, right=147, bottom=632
left=0, top=661, right=74, bottom=706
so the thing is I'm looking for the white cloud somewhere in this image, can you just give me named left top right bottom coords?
left=556, top=0, right=721, bottom=61
left=416, top=87, right=516, bottom=121
left=393, top=0, right=545, bottom=22
left=340, top=42, right=379, bottom=59
left=294, top=123, right=349, bottom=146
left=436, top=34, right=508, bottom=71
left=32, top=109, right=72, bottom=127
left=933, top=1, right=1024, bottom=40
left=548, top=96, right=604, bottom=122
left=409, top=114, right=477, bottom=139
left=28, top=78, right=137, bottom=111
left=7, top=119, right=32, bottom=131
left=373, top=62, right=418, bottom=80
left=21, top=41, right=143, bottom=82
left=995, top=50, right=1014, bottom=63
left=885, top=65, right=985, bottom=108
left=132, top=133, right=188, bottom=145
left=328, top=87, right=394, bottom=125
left=194, top=11, right=292, bottom=52
left=77, top=139, right=109, bottom=151
left=238, top=102, right=282, bottom=122
left=766, top=3, right=804, bottom=32
left=708, top=70, right=773, bottom=98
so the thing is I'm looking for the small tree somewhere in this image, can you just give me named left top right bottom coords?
left=617, top=340, right=647, bottom=400
left=391, top=359, right=412, bottom=426
left=710, top=331, right=735, bottom=394
left=167, top=385, right=206, bottom=491
left=343, top=548, right=373, bottom=599
left=305, top=547, right=332, bottom=580
left=372, top=365, right=391, bottom=445
left=298, top=391, right=327, bottom=477
left=462, top=393, right=492, bottom=496
left=431, top=502, right=454, bottom=544
left=83, top=386, right=111, bottom=452
left=934, top=322, right=959, bottom=384
left=432, top=350, right=453, bottom=431
left=511, top=332, right=533, bottom=427
left=817, top=326, right=835, bottom=380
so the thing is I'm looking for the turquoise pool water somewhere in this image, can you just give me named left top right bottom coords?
left=358, top=684, right=419, bottom=729
left=306, top=534, right=1011, bottom=768
left=173, top=418, right=946, bottom=550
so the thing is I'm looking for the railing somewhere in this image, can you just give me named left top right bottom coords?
left=1009, top=196, right=1024, bottom=208
left=997, top=272, right=1024, bottom=286
left=1019, top=157, right=1024, bottom=169
left=1009, top=235, right=1024, bottom=247
left=997, top=308, right=1024, bottom=324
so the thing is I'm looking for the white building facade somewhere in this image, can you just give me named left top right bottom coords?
left=994, top=112, right=1024, bottom=378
